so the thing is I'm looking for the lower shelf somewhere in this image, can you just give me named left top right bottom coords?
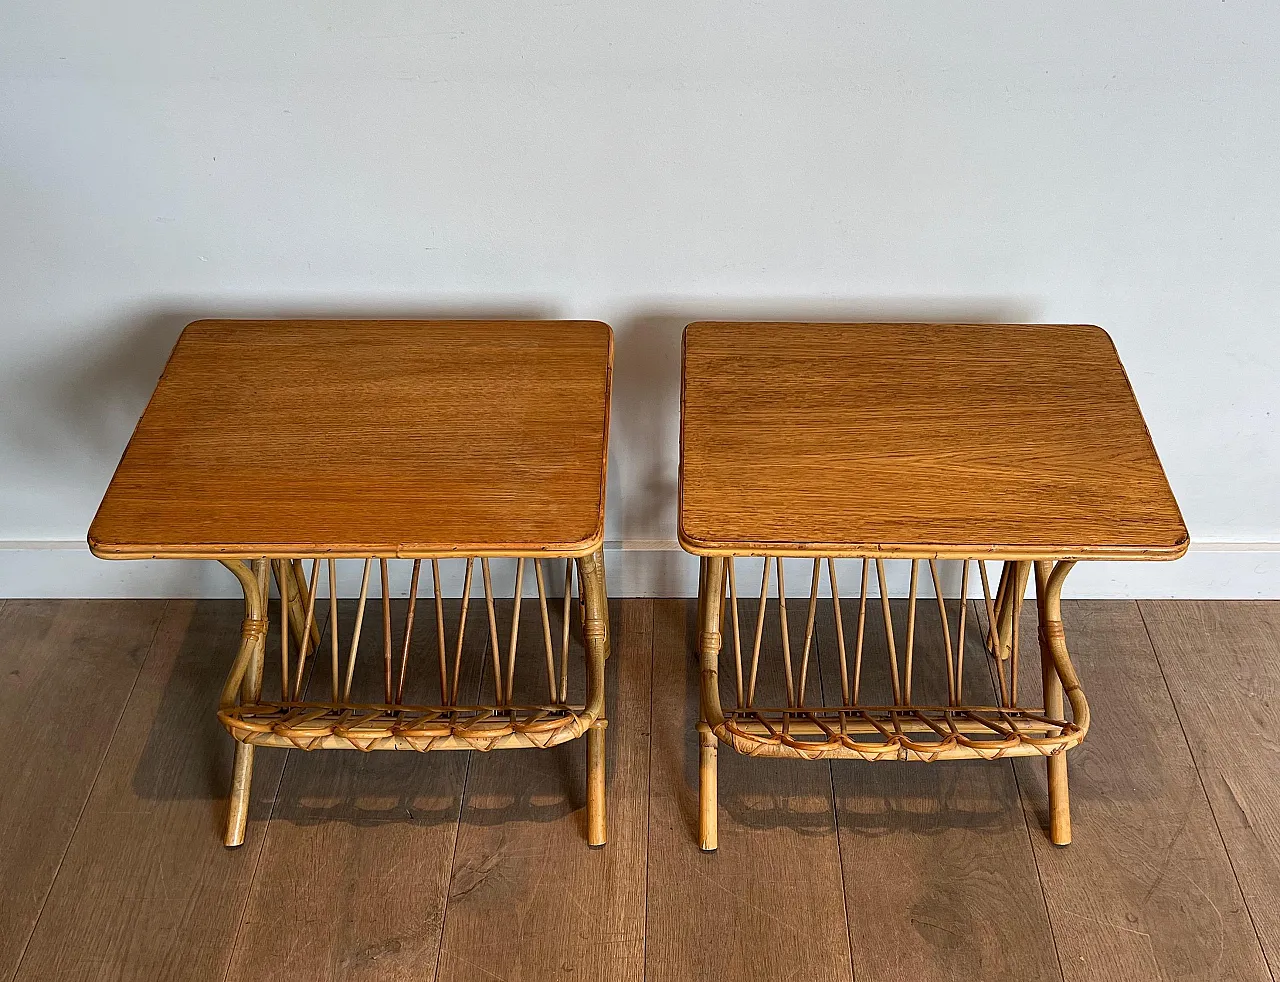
left=710, top=705, right=1082, bottom=761
left=219, top=701, right=596, bottom=752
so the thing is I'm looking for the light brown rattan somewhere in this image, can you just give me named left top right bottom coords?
left=698, top=556, right=1085, bottom=759
left=87, top=318, right=615, bottom=851
left=680, top=321, right=1187, bottom=854
left=218, top=551, right=610, bottom=845
left=694, top=554, right=1087, bottom=851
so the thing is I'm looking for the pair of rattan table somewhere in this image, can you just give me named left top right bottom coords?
left=89, top=319, right=1186, bottom=851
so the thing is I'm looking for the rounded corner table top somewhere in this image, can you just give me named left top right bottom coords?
left=679, top=321, right=1188, bottom=561
left=89, top=318, right=614, bottom=560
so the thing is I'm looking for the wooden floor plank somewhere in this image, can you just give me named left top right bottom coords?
left=5, top=596, right=1279, bottom=981
left=817, top=591, right=1062, bottom=982
left=1007, top=600, right=1269, bottom=981
left=645, top=597, right=853, bottom=982
left=1138, top=600, right=1280, bottom=978
left=436, top=598, right=650, bottom=982
left=12, top=600, right=289, bottom=982
left=227, top=598, right=487, bottom=982
left=0, top=600, right=164, bottom=982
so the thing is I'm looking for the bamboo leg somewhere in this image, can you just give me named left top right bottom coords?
left=1036, top=559, right=1072, bottom=845
left=587, top=723, right=606, bottom=848
left=698, top=556, right=726, bottom=852
left=226, top=744, right=254, bottom=848
left=698, top=723, right=718, bottom=852
left=578, top=548, right=610, bottom=846
left=224, top=558, right=268, bottom=847
left=696, top=557, right=708, bottom=656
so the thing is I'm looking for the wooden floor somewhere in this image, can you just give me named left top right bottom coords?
left=1, top=597, right=1277, bottom=982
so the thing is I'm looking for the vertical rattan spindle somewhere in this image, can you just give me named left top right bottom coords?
left=397, top=559, right=422, bottom=705
left=875, top=559, right=902, bottom=705
left=380, top=559, right=392, bottom=704
left=450, top=559, right=474, bottom=706
left=343, top=559, right=372, bottom=702
left=505, top=559, right=526, bottom=708
left=746, top=557, right=772, bottom=708
left=432, top=559, right=447, bottom=705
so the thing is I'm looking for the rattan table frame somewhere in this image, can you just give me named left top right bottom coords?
left=679, top=321, right=1188, bottom=852
left=88, top=319, right=615, bottom=848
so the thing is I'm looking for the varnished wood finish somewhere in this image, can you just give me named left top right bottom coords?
left=89, top=319, right=613, bottom=559
left=680, top=322, right=1187, bottom=559
left=1139, top=601, right=1280, bottom=974
left=7, top=599, right=1279, bottom=982
left=1008, top=601, right=1270, bottom=982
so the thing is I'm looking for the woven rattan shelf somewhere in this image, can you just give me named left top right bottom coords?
left=680, top=322, right=1186, bottom=850
left=90, top=319, right=614, bottom=847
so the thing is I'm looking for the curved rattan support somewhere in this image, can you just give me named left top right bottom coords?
left=696, top=555, right=1090, bottom=848
left=216, top=551, right=610, bottom=847
left=219, top=558, right=269, bottom=847
left=1036, top=558, right=1084, bottom=844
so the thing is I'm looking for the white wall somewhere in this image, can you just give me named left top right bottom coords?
left=2, top=2, right=1277, bottom=598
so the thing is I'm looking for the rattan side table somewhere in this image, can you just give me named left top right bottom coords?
left=679, top=322, right=1186, bottom=851
left=90, top=319, right=614, bottom=847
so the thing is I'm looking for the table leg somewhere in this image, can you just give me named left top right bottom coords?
left=1036, top=559, right=1076, bottom=845
left=695, top=557, right=709, bottom=655
left=578, top=548, right=610, bottom=846
left=697, top=557, right=726, bottom=851
left=587, top=723, right=606, bottom=847
left=220, top=558, right=269, bottom=847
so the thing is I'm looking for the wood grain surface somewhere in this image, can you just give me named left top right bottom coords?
left=437, top=600, right=650, bottom=982
left=1139, top=601, right=1280, bottom=976
left=680, top=323, right=1187, bottom=559
left=645, top=599, right=854, bottom=982
left=820, top=599, right=1061, bottom=981
left=1005, top=601, right=1269, bottom=982
left=0, top=601, right=164, bottom=982
left=4, top=599, right=1278, bottom=982
left=88, top=320, right=613, bottom=559
left=13, top=601, right=288, bottom=982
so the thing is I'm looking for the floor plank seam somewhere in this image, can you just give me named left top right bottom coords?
left=7, top=600, right=168, bottom=982
left=221, top=639, right=323, bottom=982
left=641, top=602, right=656, bottom=982
left=1135, top=601, right=1278, bottom=982
left=977, top=598, right=1068, bottom=982
left=220, top=744, right=292, bottom=982
left=825, top=759, right=857, bottom=982
left=1010, top=757, right=1070, bottom=982
left=431, top=621, right=490, bottom=982
left=813, top=605, right=858, bottom=982
left=429, top=748, right=474, bottom=982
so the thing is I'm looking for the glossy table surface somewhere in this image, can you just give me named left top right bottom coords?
left=679, top=321, right=1187, bottom=560
left=89, top=319, right=613, bottom=559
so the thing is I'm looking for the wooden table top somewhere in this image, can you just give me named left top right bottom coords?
left=89, top=320, right=613, bottom=559
left=680, top=322, right=1187, bottom=560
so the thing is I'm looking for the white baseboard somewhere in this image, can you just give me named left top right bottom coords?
left=1, top=539, right=1277, bottom=600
